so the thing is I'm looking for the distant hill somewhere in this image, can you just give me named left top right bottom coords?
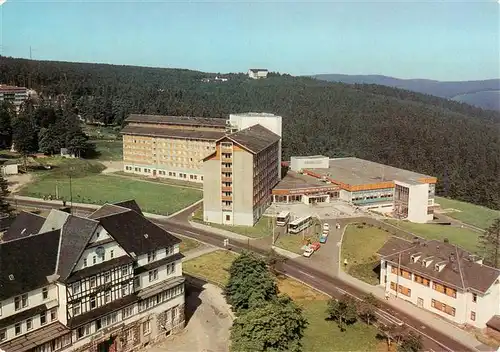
left=1, top=56, right=499, bottom=210
left=312, top=74, right=500, bottom=111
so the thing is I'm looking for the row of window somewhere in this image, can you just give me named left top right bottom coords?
left=390, top=267, right=458, bottom=299
left=390, top=282, right=411, bottom=297
left=0, top=308, right=57, bottom=342
left=139, top=284, right=184, bottom=312
left=127, top=138, right=214, bottom=149
left=82, top=249, right=117, bottom=268
left=72, top=265, right=130, bottom=295
left=124, top=166, right=203, bottom=180
left=2, top=287, right=50, bottom=316
left=32, top=333, right=72, bottom=352
left=431, top=299, right=456, bottom=317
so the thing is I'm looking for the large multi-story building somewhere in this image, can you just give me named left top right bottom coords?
left=0, top=200, right=185, bottom=352
left=378, top=237, right=500, bottom=329
left=121, top=112, right=284, bottom=184
left=0, top=85, right=28, bottom=112
left=202, top=124, right=281, bottom=226
left=121, top=114, right=228, bottom=183
left=284, top=155, right=437, bottom=223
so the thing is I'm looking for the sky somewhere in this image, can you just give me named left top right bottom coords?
left=0, top=0, right=499, bottom=81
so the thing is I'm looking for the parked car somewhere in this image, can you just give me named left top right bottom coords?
left=303, top=242, right=321, bottom=257
left=323, top=223, right=330, bottom=231
left=319, top=231, right=328, bottom=243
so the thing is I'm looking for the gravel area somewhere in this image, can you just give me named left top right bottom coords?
left=147, top=283, right=233, bottom=352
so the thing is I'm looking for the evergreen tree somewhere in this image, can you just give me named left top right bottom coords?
left=0, top=102, right=14, bottom=149
left=0, top=173, right=13, bottom=218
left=478, top=218, right=500, bottom=268
left=12, top=114, right=38, bottom=171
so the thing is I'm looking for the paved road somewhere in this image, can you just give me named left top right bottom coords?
left=9, top=198, right=474, bottom=352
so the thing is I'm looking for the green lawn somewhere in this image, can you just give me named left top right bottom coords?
left=191, top=208, right=273, bottom=238
left=435, top=196, right=499, bottom=229
left=92, top=139, right=123, bottom=161
left=183, top=250, right=238, bottom=286
left=18, top=159, right=202, bottom=215
left=300, top=300, right=382, bottom=352
left=179, top=237, right=201, bottom=253
left=341, top=224, right=391, bottom=285
left=386, top=219, right=480, bottom=253
left=114, top=171, right=202, bottom=189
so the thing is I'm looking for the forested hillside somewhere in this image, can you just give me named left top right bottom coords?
left=1, top=56, right=499, bottom=209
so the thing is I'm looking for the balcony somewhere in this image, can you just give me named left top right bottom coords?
left=221, top=176, right=232, bottom=182
left=221, top=167, right=232, bottom=173
left=221, top=158, right=233, bottom=163
left=221, top=145, right=233, bottom=152
left=222, top=205, right=232, bottom=211
left=221, top=195, right=233, bottom=201
left=221, top=186, right=232, bottom=192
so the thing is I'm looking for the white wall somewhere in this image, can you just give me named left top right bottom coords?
left=135, top=260, right=183, bottom=291
left=74, top=241, right=129, bottom=271
left=136, top=244, right=179, bottom=267
left=338, top=189, right=352, bottom=202
left=381, top=261, right=499, bottom=328
left=229, top=113, right=282, bottom=179
left=290, top=156, right=329, bottom=171
left=0, top=284, right=60, bottom=342
left=395, top=181, right=431, bottom=223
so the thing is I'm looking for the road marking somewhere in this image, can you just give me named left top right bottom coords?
left=297, top=270, right=316, bottom=279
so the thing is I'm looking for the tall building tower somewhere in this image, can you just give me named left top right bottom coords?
left=229, top=113, right=283, bottom=179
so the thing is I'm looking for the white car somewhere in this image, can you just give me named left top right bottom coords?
left=323, top=223, right=329, bottom=231
left=303, top=247, right=315, bottom=257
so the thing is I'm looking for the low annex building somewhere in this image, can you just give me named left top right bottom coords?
left=378, top=237, right=500, bottom=329
left=0, top=200, right=185, bottom=352
left=282, top=155, right=437, bottom=223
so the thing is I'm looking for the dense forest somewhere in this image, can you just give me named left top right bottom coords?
left=1, top=56, right=499, bottom=209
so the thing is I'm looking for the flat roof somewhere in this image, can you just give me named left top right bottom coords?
left=273, top=170, right=339, bottom=194
left=306, top=157, right=435, bottom=186
left=126, top=114, right=228, bottom=128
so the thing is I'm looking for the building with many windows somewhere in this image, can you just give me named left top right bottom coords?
left=0, top=200, right=185, bottom=352
left=285, top=155, right=437, bottom=223
left=378, top=237, right=500, bottom=329
left=121, top=114, right=228, bottom=183
left=0, top=85, right=28, bottom=112
left=202, top=124, right=281, bottom=226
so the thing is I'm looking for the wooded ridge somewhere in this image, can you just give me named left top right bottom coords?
left=1, top=56, right=499, bottom=210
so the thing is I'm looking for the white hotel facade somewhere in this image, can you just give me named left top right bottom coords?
left=0, top=200, right=185, bottom=352
left=378, top=237, right=500, bottom=329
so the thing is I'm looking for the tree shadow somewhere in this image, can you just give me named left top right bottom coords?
left=183, top=274, right=207, bottom=325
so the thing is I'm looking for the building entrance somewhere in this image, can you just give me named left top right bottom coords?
left=97, top=336, right=117, bottom=352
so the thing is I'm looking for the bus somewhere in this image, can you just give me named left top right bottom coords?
left=276, top=211, right=291, bottom=227
left=288, top=216, right=313, bottom=234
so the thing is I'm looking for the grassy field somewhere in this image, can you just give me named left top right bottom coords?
left=18, top=158, right=202, bottom=215
left=92, top=139, right=123, bottom=161
left=82, top=124, right=120, bottom=140
left=114, top=171, right=202, bottom=189
left=179, top=237, right=201, bottom=253
left=184, top=250, right=385, bottom=351
left=191, top=208, right=273, bottom=238
left=436, top=196, right=498, bottom=229
left=183, top=250, right=238, bottom=286
left=386, top=219, right=480, bottom=253
left=341, top=224, right=391, bottom=285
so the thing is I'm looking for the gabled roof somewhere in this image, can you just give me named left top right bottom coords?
left=56, top=216, right=100, bottom=282
left=88, top=204, right=129, bottom=220
left=97, top=210, right=181, bottom=256
left=88, top=200, right=144, bottom=219
left=2, top=211, right=45, bottom=242
left=218, top=124, right=280, bottom=154
left=378, top=238, right=500, bottom=294
left=0, top=230, right=60, bottom=300
left=39, top=209, right=70, bottom=234
left=113, top=200, right=144, bottom=215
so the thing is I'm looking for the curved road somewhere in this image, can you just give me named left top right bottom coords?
left=10, top=198, right=475, bottom=352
